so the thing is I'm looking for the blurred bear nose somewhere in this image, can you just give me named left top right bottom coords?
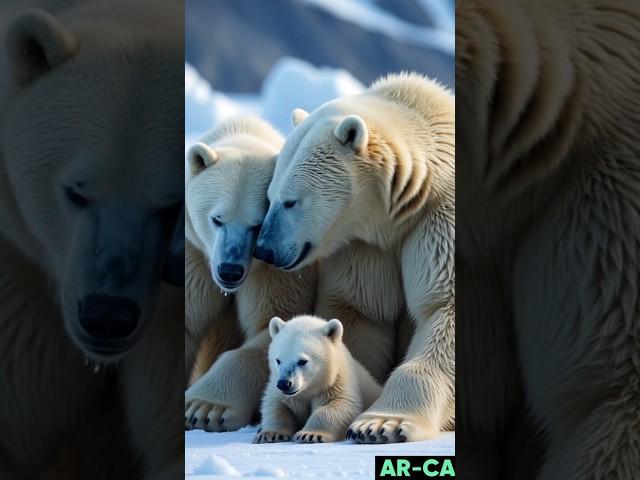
left=218, top=263, right=244, bottom=283
left=277, top=379, right=292, bottom=392
left=79, top=295, right=140, bottom=341
left=254, top=245, right=275, bottom=265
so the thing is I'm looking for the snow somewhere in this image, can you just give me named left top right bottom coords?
left=186, top=427, right=455, bottom=479
left=261, top=58, right=364, bottom=135
left=301, top=0, right=454, bottom=55
left=193, top=455, right=242, bottom=477
left=185, top=57, right=364, bottom=146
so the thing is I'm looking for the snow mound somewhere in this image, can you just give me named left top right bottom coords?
left=185, top=63, right=245, bottom=137
left=185, top=57, right=366, bottom=143
left=261, top=57, right=364, bottom=133
left=193, top=454, right=242, bottom=476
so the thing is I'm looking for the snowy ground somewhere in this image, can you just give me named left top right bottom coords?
left=186, top=427, right=455, bottom=479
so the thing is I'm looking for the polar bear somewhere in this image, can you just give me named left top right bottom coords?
left=255, top=73, right=455, bottom=443
left=184, top=117, right=317, bottom=432
left=456, top=1, right=640, bottom=478
left=0, top=1, right=184, bottom=478
left=254, top=315, right=381, bottom=444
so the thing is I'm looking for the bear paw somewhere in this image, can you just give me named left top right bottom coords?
left=347, top=414, right=437, bottom=444
left=253, top=429, right=292, bottom=443
left=184, top=399, right=251, bottom=432
left=293, top=430, right=334, bottom=443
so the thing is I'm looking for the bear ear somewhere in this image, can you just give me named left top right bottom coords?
left=333, top=115, right=368, bottom=153
left=291, top=108, right=309, bottom=128
left=269, top=316, right=286, bottom=338
left=324, top=319, right=344, bottom=343
left=187, top=142, right=218, bottom=175
left=6, top=9, right=78, bottom=86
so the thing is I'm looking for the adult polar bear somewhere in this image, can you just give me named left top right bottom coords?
left=184, top=117, right=317, bottom=431
left=255, top=73, right=455, bottom=443
left=457, top=0, right=640, bottom=478
left=0, top=1, right=183, bottom=478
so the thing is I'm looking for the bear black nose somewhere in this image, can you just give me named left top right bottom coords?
left=254, top=245, right=275, bottom=265
left=277, top=379, right=292, bottom=392
left=79, top=295, right=140, bottom=342
left=218, top=263, right=245, bottom=283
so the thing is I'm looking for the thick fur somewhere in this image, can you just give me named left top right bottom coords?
left=0, top=1, right=183, bottom=478
left=256, top=73, right=455, bottom=443
left=255, top=315, right=381, bottom=444
left=184, top=117, right=317, bottom=432
left=457, top=1, right=640, bottom=478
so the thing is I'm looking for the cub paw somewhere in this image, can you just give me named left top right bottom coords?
left=253, top=430, right=292, bottom=443
left=294, top=430, right=335, bottom=443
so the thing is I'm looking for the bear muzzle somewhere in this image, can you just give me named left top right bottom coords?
left=78, top=294, right=140, bottom=353
left=217, top=263, right=245, bottom=285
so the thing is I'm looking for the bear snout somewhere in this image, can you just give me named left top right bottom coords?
left=217, top=263, right=245, bottom=283
left=277, top=379, right=293, bottom=393
left=78, top=294, right=140, bottom=350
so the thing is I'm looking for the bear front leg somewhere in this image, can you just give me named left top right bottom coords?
left=253, top=395, right=297, bottom=443
left=185, top=329, right=271, bottom=432
left=296, top=398, right=360, bottom=443
left=349, top=301, right=455, bottom=443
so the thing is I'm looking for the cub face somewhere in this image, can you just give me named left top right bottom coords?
left=2, top=10, right=183, bottom=362
left=186, top=137, right=276, bottom=291
left=268, top=315, right=344, bottom=397
left=256, top=105, right=371, bottom=271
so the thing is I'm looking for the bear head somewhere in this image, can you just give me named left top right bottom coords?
left=255, top=100, right=385, bottom=270
left=1, top=7, right=184, bottom=362
left=268, top=315, right=344, bottom=397
left=185, top=119, right=281, bottom=291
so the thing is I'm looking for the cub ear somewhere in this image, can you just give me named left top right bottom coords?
left=333, top=115, right=368, bottom=152
left=291, top=108, right=309, bottom=127
left=187, top=142, right=218, bottom=175
left=324, top=318, right=344, bottom=343
left=269, top=316, right=286, bottom=338
left=6, top=9, right=78, bottom=86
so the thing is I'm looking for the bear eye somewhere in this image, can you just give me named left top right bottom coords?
left=63, top=186, right=89, bottom=208
left=212, top=216, right=223, bottom=227
left=276, top=359, right=281, bottom=365
left=283, top=200, right=297, bottom=209
left=298, top=359, right=308, bottom=366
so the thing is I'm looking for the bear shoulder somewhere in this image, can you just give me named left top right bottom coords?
left=369, top=72, right=453, bottom=121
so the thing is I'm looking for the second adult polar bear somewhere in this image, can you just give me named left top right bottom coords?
left=255, top=73, right=455, bottom=443
left=255, top=315, right=381, bottom=444
left=185, top=117, right=317, bottom=431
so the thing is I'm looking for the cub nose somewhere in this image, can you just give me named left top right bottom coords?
left=277, top=379, right=292, bottom=392
left=79, top=295, right=140, bottom=341
left=218, top=263, right=245, bottom=283
left=254, top=245, right=275, bottom=265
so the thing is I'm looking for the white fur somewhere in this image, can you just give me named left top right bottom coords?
left=257, top=72, right=455, bottom=443
left=255, top=315, right=381, bottom=444
left=184, top=117, right=318, bottom=433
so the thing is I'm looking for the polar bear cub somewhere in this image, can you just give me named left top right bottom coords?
left=255, top=315, right=381, bottom=443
